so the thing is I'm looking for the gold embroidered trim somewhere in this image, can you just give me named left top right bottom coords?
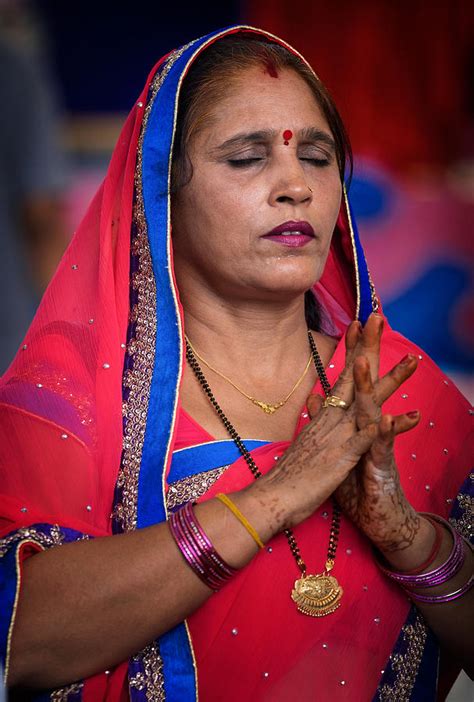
left=115, top=49, right=185, bottom=534
left=343, top=184, right=362, bottom=321
left=377, top=614, right=428, bottom=702
left=142, top=642, right=166, bottom=702
left=449, top=475, right=474, bottom=541
left=1, top=526, right=88, bottom=684
left=3, top=539, right=44, bottom=684
left=367, top=267, right=380, bottom=313
left=167, top=466, right=229, bottom=510
left=0, top=525, right=66, bottom=557
left=50, top=682, right=84, bottom=701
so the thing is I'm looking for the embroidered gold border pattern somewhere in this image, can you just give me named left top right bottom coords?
left=342, top=185, right=361, bottom=320
left=114, top=43, right=198, bottom=702
left=115, top=46, right=190, bottom=535
left=142, top=642, right=166, bottom=702
left=0, top=525, right=67, bottom=557
left=50, top=682, right=84, bottom=701
left=129, top=644, right=165, bottom=700
left=1, top=526, right=87, bottom=686
left=167, top=466, right=229, bottom=510
left=449, top=472, right=474, bottom=541
left=376, top=614, right=428, bottom=702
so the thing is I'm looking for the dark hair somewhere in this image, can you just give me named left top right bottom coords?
left=172, top=33, right=352, bottom=329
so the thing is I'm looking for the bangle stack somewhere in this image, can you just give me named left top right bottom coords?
left=169, top=502, right=239, bottom=591
left=379, top=513, right=473, bottom=604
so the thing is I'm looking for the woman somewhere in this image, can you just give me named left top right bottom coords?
left=0, top=25, right=472, bottom=701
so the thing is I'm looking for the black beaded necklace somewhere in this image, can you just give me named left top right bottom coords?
left=185, top=331, right=343, bottom=617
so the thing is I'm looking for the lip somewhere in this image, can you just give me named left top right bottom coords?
left=262, top=220, right=315, bottom=238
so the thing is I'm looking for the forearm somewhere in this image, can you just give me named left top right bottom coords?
left=8, top=490, right=273, bottom=690
left=379, top=516, right=474, bottom=677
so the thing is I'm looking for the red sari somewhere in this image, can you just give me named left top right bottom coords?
left=0, top=25, right=472, bottom=702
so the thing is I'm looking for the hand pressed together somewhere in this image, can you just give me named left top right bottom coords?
left=256, top=314, right=422, bottom=546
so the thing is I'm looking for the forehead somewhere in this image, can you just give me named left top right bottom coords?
left=199, top=65, right=329, bottom=142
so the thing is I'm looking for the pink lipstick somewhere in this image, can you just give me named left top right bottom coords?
left=262, top=220, right=315, bottom=248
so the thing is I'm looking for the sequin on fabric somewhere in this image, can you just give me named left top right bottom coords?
left=375, top=614, right=428, bottom=701
left=167, top=466, right=229, bottom=510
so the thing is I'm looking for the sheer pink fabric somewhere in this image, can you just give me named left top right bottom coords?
left=0, top=55, right=173, bottom=537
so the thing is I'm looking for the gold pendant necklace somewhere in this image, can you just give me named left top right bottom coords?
left=291, top=560, right=343, bottom=617
left=185, top=336, right=313, bottom=414
left=186, top=332, right=343, bottom=617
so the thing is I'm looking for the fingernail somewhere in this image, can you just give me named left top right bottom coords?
left=406, top=410, right=419, bottom=418
left=400, top=354, right=414, bottom=365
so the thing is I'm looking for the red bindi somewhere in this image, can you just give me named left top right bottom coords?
left=283, top=129, right=293, bottom=145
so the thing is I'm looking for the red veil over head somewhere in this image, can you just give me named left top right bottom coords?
left=0, top=25, right=472, bottom=702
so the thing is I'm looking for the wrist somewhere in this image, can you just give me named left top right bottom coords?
left=234, top=482, right=288, bottom=541
left=376, top=513, right=437, bottom=572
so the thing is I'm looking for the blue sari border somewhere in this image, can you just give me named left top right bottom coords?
left=373, top=606, right=438, bottom=701
left=169, top=440, right=269, bottom=483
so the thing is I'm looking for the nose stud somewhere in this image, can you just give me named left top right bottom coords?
left=282, top=129, right=293, bottom=145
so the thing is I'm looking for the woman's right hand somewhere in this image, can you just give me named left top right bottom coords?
left=246, top=315, right=417, bottom=534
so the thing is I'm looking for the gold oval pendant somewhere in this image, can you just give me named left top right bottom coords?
left=291, top=573, right=343, bottom=617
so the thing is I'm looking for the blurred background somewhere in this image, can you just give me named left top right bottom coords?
left=1, top=0, right=473, bottom=404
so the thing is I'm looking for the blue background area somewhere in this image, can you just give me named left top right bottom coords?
left=349, top=169, right=473, bottom=375
left=41, top=1, right=241, bottom=112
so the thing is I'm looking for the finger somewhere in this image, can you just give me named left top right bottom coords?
left=392, top=410, right=421, bottom=435
left=337, top=421, right=378, bottom=467
left=328, top=321, right=362, bottom=407
left=374, top=354, right=418, bottom=405
left=345, top=320, right=362, bottom=354
left=353, top=356, right=381, bottom=429
left=363, top=415, right=396, bottom=480
left=306, top=393, right=324, bottom=420
left=357, top=313, right=384, bottom=382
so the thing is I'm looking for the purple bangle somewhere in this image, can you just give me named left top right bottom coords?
left=169, top=502, right=239, bottom=591
left=407, top=574, right=474, bottom=605
left=379, top=514, right=466, bottom=588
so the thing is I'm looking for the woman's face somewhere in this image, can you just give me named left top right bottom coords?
left=171, top=65, right=342, bottom=303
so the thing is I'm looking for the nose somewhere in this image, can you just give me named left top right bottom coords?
left=269, top=153, right=313, bottom=207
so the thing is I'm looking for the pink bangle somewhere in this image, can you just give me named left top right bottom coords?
left=169, top=502, right=239, bottom=591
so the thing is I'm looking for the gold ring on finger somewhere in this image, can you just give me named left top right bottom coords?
left=323, top=395, right=348, bottom=410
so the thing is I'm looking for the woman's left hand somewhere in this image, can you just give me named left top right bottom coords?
left=333, top=356, right=423, bottom=556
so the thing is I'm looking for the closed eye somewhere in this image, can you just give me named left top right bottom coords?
left=300, top=157, right=331, bottom=167
left=227, top=158, right=264, bottom=168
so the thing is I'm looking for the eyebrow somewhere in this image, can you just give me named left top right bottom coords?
left=211, top=127, right=336, bottom=154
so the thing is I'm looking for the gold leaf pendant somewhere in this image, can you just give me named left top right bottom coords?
left=251, top=399, right=284, bottom=414
left=291, top=573, right=343, bottom=617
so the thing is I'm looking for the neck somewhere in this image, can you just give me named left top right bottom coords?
left=181, top=287, right=315, bottom=385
